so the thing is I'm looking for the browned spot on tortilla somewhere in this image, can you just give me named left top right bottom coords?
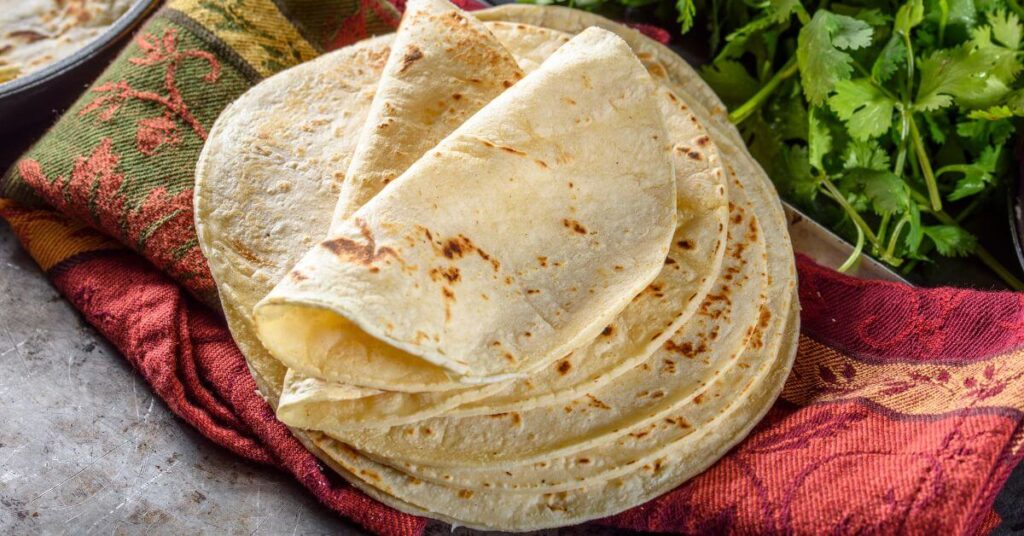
left=568, top=181, right=575, bottom=189
left=537, top=256, right=548, bottom=267
left=747, top=217, right=759, bottom=241
left=613, top=265, right=624, bottom=272
left=399, top=45, right=423, bottom=72
left=321, top=219, right=396, bottom=266
left=563, top=97, right=576, bottom=105
left=228, top=238, right=273, bottom=267
left=662, top=359, right=677, bottom=374
left=586, top=394, right=611, bottom=410
left=563, top=219, right=587, bottom=234
left=665, top=257, right=677, bottom=265
left=694, top=393, right=705, bottom=405
left=665, top=416, right=691, bottom=428
left=289, top=271, right=308, bottom=282
left=696, top=135, right=711, bottom=147
left=422, top=427, right=432, bottom=435
left=629, top=424, right=655, bottom=439
left=504, top=276, right=514, bottom=285
left=457, top=489, right=474, bottom=499
left=687, top=150, right=702, bottom=160
left=668, top=92, right=678, bottom=103
left=442, top=287, right=455, bottom=301
left=677, top=239, right=694, bottom=250
left=360, top=469, right=381, bottom=481
left=664, top=340, right=694, bottom=357
left=442, top=237, right=468, bottom=258
left=487, top=412, right=508, bottom=419
left=503, top=352, right=516, bottom=363
left=502, top=79, right=513, bottom=88
left=500, top=145, right=526, bottom=156
left=526, top=288, right=540, bottom=295
left=534, top=159, right=548, bottom=168
left=556, top=360, right=572, bottom=375
left=407, top=476, right=422, bottom=485
left=430, top=266, right=461, bottom=283
left=452, top=93, right=462, bottom=100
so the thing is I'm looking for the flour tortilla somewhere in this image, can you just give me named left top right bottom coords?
left=255, top=27, right=680, bottom=384
left=330, top=0, right=523, bottom=225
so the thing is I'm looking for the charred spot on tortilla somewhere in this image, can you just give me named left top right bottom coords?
left=321, top=219, right=396, bottom=266
left=400, top=45, right=425, bottom=72
left=562, top=218, right=587, bottom=234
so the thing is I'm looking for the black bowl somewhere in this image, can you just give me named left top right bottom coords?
left=0, top=0, right=160, bottom=170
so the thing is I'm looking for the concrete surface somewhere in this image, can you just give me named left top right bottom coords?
left=0, top=220, right=364, bottom=535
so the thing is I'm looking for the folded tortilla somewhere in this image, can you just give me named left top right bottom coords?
left=254, top=27, right=679, bottom=384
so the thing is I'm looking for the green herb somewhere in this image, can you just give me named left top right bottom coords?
left=522, top=0, right=1024, bottom=289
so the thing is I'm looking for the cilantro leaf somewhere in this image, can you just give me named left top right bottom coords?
left=957, top=116, right=1016, bottom=147
left=808, top=107, right=832, bottom=171
left=676, top=0, right=697, bottom=33
left=989, top=8, right=1022, bottom=48
left=828, top=79, right=896, bottom=139
left=769, top=0, right=802, bottom=23
left=848, top=168, right=909, bottom=216
left=923, top=225, right=978, bottom=256
left=701, top=60, right=759, bottom=108
left=968, top=105, right=1015, bottom=120
left=798, top=11, right=874, bottom=105
left=947, top=145, right=1000, bottom=200
left=921, top=112, right=949, bottom=144
left=779, top=145, right=820, bottom=203
left=971, top=24, right=1023, bottom=82
left=713, top=15, right=777, bottom=61
left=915, top=43, right=1009, bottom=111
left=843, top=139, right=891, bottom=170
left=872, top=35, right=907, bottom=82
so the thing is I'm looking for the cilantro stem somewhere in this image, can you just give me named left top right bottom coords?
left=938, top=0, right=948, bottom=44
left=884, top=215, right=909, bottom=260
left=893, top=110, right=910, bottom=176
left=838, top=222, right=865, bottom=273
left=876, top=212, right=891, bottom=252
left=728, top=57, right=798, bottom=124
left=907, top=115, right=943, bottom=211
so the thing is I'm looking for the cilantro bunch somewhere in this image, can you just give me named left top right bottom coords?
left=700, top=0, right=1024, bottom=288
left=523, top=0, right=1024, bottom=288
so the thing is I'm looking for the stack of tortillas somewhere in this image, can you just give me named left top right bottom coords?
left=194, top=0, right=798, bottom=530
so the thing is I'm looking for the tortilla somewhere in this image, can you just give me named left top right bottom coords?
left=331, top=0, right=524, bottom=224
left=194, top=3, right=799, bottom=531
left=254, top=27, right=680, bottom=385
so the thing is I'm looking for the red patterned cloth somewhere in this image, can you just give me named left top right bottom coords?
left=3, top=197, right=1019, bottom=534
left=1, top=0, right=1021, bottom=533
